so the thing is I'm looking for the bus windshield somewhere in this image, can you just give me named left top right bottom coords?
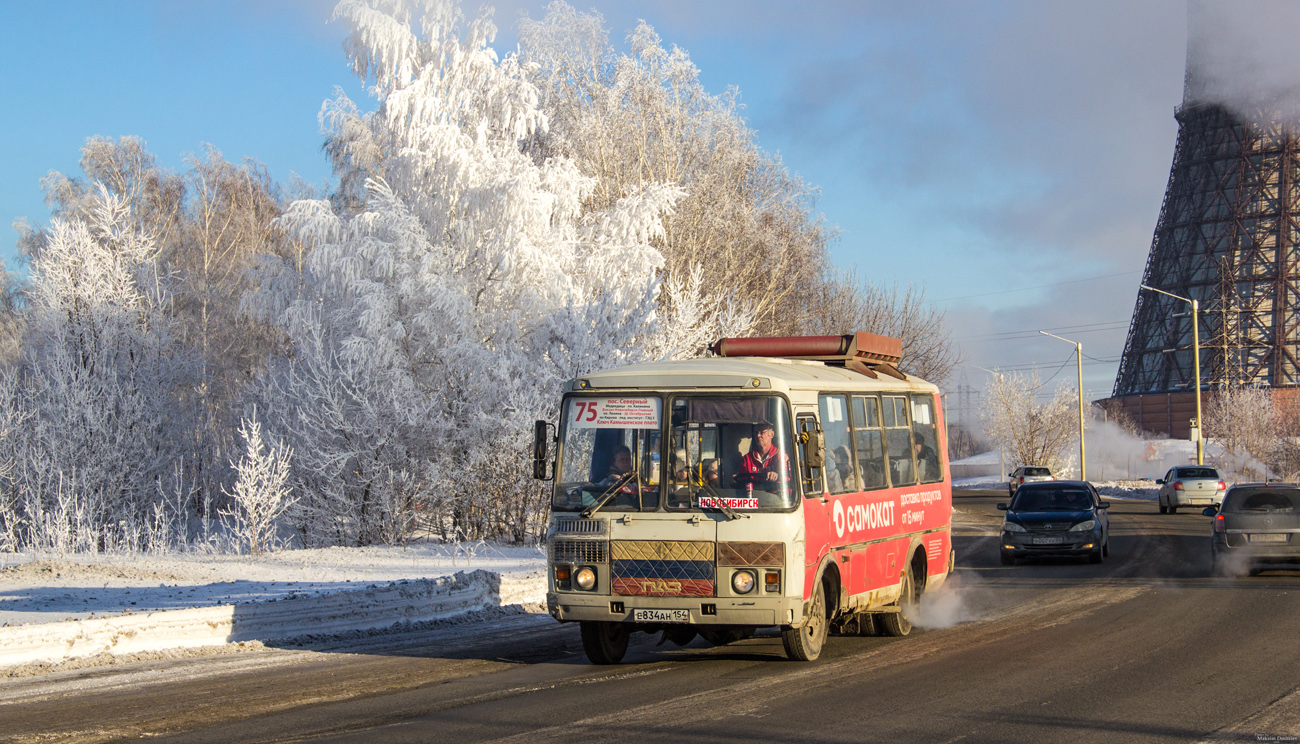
left=552, top=396, right=663, bottom=512
left=665, top=395, right=797, bottom=512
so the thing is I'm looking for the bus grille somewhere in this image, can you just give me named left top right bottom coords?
left=551, top=518, right=606, bottom=536
left=550, top=539, right=608, bottom=564
left=610, top=540, right=715, bottom=597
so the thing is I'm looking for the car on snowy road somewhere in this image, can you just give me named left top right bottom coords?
left=1157, top=466, right=1226, bottom=514
left=1007, top=465, right=1054, bottom=496
left=998, top=481, right=1110, bottom=565
left=1206, top=484, right=1300, bottom=575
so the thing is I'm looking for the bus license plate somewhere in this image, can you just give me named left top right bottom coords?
left=1032, top=537, right=1066, bottom=545
left=1250, top=533, right=1288, bottom=543
left=633, top=608, right=690, bottom=623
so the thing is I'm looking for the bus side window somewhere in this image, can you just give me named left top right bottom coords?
left=852, top=396, right=887, bottom=490
left=911, top=394, right=943, bottom=484
left=884, top=395, right=917, bottom=487
left=818, top=394, right=856, bottom=494
left=796, top=414, right=822, bottom=496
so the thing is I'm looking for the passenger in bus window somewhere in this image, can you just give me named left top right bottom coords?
left=734, top=423, right=790, bottom=491
left=697, top=458, right=720, bottom=488
left=915, top=439, right=939, bottom=481
left=826, top=445, right=852, bottom=493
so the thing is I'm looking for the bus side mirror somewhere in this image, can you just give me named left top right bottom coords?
left=532, top=420, right=556, bottom=480
left=803, top=429, right=825, bottom=469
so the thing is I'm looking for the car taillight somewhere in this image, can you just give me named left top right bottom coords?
left=1214, top=513, right=1226, bottom=533
left=1217, top=481, right=1227, bottom=491
left=1019, top=477, right=1025, bottom=483
left=1174, top=481, right=1184, bottom=491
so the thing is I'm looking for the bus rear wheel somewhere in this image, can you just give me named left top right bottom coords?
left=580, top=621, right=629, bottom=665
left=879, top=569, right=915, bottom=637
left=781, top=580, right=827, bottom=661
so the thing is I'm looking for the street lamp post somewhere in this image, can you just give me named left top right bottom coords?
left=1039, top=331, right=1086, bottom=481
left=1140, top=285, right=1204, bottom=465
left=974, top=366, right=1006, bottom=479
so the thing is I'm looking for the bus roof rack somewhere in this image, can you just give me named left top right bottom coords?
left=709, top=332, right=906, bottom=380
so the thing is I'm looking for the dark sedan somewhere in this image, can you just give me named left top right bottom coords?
left=1206, top=484, right=1300, bottom=575
left=998, top=481, right=1111, bottom=565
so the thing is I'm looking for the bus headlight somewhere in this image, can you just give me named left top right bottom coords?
left=731, top=570, right=756, bottom=594
left=575, top=566, right=597, bottom=590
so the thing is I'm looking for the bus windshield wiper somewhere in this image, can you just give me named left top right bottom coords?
left=698, top=482, right=740, bottom=520
left=582, top=471, right=636, bottom=518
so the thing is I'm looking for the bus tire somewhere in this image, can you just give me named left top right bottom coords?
left=580, top=621, right=629, bottom=665
left=880, top=569, right=915, bottom=637
left=781, top=580, right=827, bottom=661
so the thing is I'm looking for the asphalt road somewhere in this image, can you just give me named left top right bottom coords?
left=7, top=490, right=1300, bottom=744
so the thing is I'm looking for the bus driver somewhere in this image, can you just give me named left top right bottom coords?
left=734, top=422, right=791, bottom=491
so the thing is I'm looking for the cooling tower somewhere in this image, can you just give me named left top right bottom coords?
left=1107, top=4, right=1300, bottom=437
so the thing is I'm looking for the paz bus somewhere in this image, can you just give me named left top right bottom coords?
left=531, top=333, right=953, bottom=663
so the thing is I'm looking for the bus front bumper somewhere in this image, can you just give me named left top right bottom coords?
left=547, top=592, right=804, bottom=627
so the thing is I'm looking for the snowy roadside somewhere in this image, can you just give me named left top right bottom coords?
left=0, top=542, right=547, bottom=627
left=0, top=542, right=549, bottom=670
left=955, top=476, right=1158, bottom=501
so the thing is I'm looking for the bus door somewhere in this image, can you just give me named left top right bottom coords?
left=813, top=394, right=853, bottom=594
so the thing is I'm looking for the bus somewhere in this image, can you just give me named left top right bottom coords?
left=532, top=333, right=953, bottom=663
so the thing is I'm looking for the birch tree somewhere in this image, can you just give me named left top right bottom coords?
left=518, top=3, right=827, bottom=340
left=980, top=371, right=1078, bottom=475
left=245, top=0, right=683, bottom=545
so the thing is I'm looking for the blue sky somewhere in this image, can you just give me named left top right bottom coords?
left=2, top=0, right=1198, bottom=411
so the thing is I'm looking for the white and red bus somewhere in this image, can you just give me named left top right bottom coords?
left=532, top=333, right=953, bottom=663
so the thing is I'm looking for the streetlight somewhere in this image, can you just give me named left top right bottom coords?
left=1140, top=284, right=1203, bottom=465
left=1039, top=331, right=1086, bottom=481
left=974, top=366, right=1007, bottom=479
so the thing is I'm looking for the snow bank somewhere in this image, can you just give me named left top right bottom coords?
left=0, top=570, right=504, bottom=668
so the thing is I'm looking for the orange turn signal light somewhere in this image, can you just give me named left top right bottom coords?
left=555, top=566, right=571, bottom=580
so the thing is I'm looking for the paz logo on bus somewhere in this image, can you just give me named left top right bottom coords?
left=638, top=579, right=683, bottom=594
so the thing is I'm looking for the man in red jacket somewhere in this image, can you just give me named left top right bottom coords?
left=735, top=423, right=790, bottom=491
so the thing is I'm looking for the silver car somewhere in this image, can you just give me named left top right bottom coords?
left=1157, top=466, right=1226, bottom=514
left=1008, top=466, right=1055, bottom=496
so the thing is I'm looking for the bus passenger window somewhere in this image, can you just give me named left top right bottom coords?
left=818, top=394, right=856, bottom=494
left=911, top=394, right=942, bottom=484
left=852, top=396, right=887, bottom=490
left=796, top=415, right=822, bottom=496
left=883, top=395, right=917, bottom=487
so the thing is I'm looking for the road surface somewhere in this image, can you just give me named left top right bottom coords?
left=5, top=490, right=1300, bottom=743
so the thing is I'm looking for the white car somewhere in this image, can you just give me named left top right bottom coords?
left=1008, top=466, right=1055, bottom=496
left=1157, top=466, right=1227, bottom=514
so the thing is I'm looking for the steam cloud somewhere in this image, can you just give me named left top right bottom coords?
left=1186, top=0, right=1300, bottom=121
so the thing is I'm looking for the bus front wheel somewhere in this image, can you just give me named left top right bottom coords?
left=580, top=621, right=629, bottom=665
left=782, top=580, right=828, bottom=661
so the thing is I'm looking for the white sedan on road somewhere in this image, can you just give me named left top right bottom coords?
left=1157, top=466, right=1227, bottom=514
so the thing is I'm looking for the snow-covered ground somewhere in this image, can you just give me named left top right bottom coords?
left=954, top=476, right=1158, bottom=501
left=0, top=542, right=547, bottom=627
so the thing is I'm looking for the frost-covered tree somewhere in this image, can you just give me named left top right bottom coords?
left=980, top=371, right=1078, bottom=475
left=800, top=269, right=959, bottom=385
left=246, top=0, right=683, bottom=545
left=1206, top=385, right=1278, bottom=480
left=221, top=414, right=294, bottom=555
left=20, top=137, right=297, bottom=510
left=518, top=3, right=826, bottom=339
left=4, top=189, right=196, bottom=551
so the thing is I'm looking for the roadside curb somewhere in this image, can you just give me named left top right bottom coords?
left=0, top=569, right=500, bottom=668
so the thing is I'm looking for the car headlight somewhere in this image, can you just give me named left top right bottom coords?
left=731, top=570, right=756, bottom=594
left=1003, top=521, right=1026, bottom=533
left=1069, top=519, right=1097, bottom=532
left=575, top=566, right=597, bottom=590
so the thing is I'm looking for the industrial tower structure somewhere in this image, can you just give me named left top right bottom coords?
left=1107, top=23, right=1300, bottom=438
